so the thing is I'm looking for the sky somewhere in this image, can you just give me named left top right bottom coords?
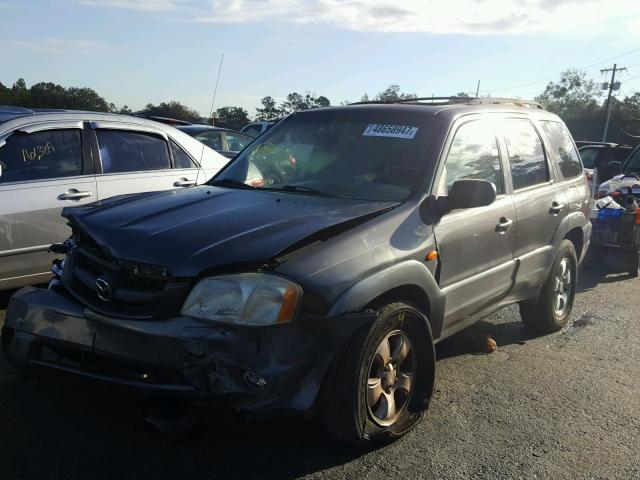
left=2, top=0, right=640, bottom=118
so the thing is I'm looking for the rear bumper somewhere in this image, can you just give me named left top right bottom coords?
left=2, top=287, right=374, bottom=415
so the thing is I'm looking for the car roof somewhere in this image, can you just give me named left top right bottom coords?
left=0, top=106, right=100, bottom=124
left=0, top=107, right=186, bottom=131
left=287, top=97, right=562, bottom=123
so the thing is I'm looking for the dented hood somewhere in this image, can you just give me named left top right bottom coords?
left=63, top=186, right=397, bottom=277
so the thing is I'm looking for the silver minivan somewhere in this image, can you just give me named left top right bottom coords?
left=0, top=107, right=229, bottom=291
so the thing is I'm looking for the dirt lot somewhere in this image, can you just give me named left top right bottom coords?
left=1, top=266, right=639, bottom=480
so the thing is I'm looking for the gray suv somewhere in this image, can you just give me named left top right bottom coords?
left=2, top=98, right=591, bottom=444
left=0, top=107, right=228, bottom=291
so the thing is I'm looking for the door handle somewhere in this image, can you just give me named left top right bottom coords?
left=58, top=189, right=92, bottom=201
left=495, top=217, right=514, bottom=233
left=174, top=178, right=196, bottom=188
left=550, top=202, right=565, bottom=215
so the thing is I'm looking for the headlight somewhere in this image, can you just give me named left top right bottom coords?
left=181, top=273, right=302, bottom=326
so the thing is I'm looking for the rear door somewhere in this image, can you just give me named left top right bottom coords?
left=91, top=122, right=200, bottom=199
left=433, top=117, right=517, bottom=332
left=503, top=118, right=567, bottom=289
left=0, top=122, right=96, bottom=288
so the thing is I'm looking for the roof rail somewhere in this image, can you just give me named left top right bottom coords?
left=350, top=96, right=543, bottom=109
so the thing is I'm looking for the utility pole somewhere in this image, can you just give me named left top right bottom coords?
left=475, top=80, right=481, bottom=98
left=601, top=63, right=627, bottom=142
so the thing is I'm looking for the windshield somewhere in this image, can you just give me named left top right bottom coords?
left=214, top=109, right=434, bottom=201
left=624, top=147, right=640, bottom=171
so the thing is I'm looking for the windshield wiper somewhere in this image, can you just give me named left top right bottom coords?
left=208, top=178, right=256, bottom=190
left=275, top=184, right=333, bottom=197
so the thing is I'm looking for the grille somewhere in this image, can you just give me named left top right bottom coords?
left=64, top=239, right=189, bottom=320
left=34, top=343, right=191, bottom=389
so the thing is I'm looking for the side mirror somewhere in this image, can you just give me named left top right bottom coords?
left=608, top=160, right=622, bottom=173
left=445, top=179, right=497, bottom=212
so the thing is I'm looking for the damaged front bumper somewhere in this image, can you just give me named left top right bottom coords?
left=1, top=287, right=374, bottom=415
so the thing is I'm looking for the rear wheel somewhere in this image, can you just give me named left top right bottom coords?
left=321, top=303, right=434, bottom=445
left=520, top=240, right=577, bottom=333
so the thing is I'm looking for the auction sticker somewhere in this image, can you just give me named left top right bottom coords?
left=363, top=124, right=419, bottom=139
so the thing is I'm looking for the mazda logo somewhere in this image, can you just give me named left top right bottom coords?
left=95, top=278, right=113, bottom=302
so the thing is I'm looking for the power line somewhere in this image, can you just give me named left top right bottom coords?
left=482, top=47, right=640, bottom=94
left=610, top=114, right=640, bottom=138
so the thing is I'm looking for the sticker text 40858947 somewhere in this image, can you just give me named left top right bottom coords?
left=362, top=124, right=419, bottom=140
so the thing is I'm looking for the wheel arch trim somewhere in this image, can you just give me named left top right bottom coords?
left=327, top=260, right=446, bottom=339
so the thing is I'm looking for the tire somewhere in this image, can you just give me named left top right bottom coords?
left=629, top=251, right=639, bottom=278
left=321, top=302, right=434, bottom=445
left=520, top=239, right=577, bottom=333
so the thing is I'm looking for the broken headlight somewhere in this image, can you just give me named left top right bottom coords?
left=180, top=273, right=302, bottom=326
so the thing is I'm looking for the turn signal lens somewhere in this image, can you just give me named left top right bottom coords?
left=426, top=250, right=439, bottom=261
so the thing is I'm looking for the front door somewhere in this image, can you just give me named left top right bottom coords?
left=433, top=118, right=517, bottom=333
left=0, top=126, right=96, bottom=288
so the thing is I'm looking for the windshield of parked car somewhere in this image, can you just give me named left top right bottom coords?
left=214, top=109, right=433, bottom=201
left=624, top=148, right=640, bottom=171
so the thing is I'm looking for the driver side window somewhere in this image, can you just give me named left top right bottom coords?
left=439, top=120, right=504, bottom=196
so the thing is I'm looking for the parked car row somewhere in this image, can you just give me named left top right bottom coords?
left=2, top=97, right=593, bottom=445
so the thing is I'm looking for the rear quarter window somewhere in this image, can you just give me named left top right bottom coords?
left=539, top=121, right=583, bottom=179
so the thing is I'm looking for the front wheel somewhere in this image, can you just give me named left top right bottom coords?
left=520, top=240, right=577, bottom=333
left=321, top=303, right=434, bottom=445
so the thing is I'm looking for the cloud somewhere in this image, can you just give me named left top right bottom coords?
left=198, top=0, right=640, bottom=35
left=78, top=0, right=180, bottom=10
left=10, top=38, right=108, bottom=55
left=78, top=0, right=640, bottom=35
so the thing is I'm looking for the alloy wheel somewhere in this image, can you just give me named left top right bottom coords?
left=366, top=328, right=416, bottom=427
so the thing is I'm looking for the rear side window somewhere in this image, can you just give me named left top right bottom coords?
left=0, top=129, right=83, bottom=184
left=539, top=121, right=582, bottom=179
left=504, top=120, right=548, bottom=190
left=442, top=120, right=504, bottom=194
left=170, top=139, right=197, bottom=169
left=96, top=130, right=171, bottom=173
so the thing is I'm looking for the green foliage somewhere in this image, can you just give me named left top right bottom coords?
left=1, top=78, right=110, bottom=111
left=279, top=92, right=331, bottom=114
left=535, top=69, right=601, bottom=119
left=215, top=106, right=250, bottom=130
left=374, top=84, right=417, bottom=101
left=139, top=101, right=203, bottom=123
left=256, top=96, right=282, bottom=121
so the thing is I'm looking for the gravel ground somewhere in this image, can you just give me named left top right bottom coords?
left=1, top=266, right=639, bottom=480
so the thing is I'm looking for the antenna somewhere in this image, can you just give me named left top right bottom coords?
left=199, top=53, right=225, bottom=179
left=209, top=53, right=225, bottom=122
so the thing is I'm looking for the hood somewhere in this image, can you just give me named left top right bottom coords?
left=63, top=186, right=397, bottom=277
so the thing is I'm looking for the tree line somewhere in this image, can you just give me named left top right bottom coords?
left=2, top=74, right=639, bottom=144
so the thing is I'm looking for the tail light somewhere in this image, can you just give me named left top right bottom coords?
left=636, top=208, right=640, bottom=225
